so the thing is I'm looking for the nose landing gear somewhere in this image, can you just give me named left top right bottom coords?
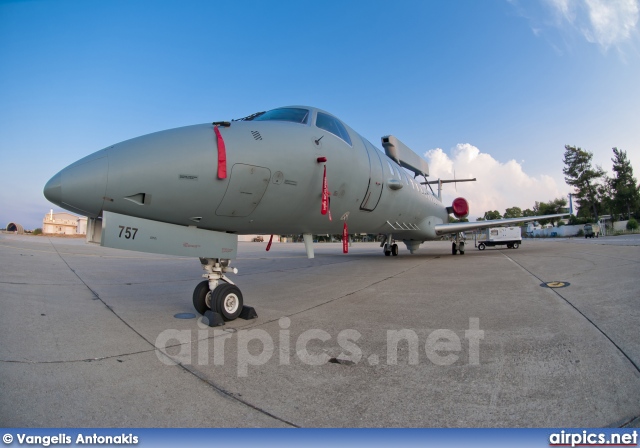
left=193, top=258, right=257, bottom=326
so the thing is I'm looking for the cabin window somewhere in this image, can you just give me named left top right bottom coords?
left=253, top=108, right=309, bottom=124
left=491, top=230, right=499, bottom=236
left=315, top=112, right=352, bottom=146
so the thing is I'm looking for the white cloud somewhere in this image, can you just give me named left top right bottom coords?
left=507, top=0, right=640, bottom=55
left=583, top=0, right=639, bottom=48
left=515, top=0, right=639, bottom=52
left=424, top=143, right=567, bottom=219
left=547, top=0, right=574, bottom=21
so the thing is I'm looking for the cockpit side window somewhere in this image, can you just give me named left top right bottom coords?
left=253, top=108, right=309, bottom=124
left=316, top=112, right=352, bottom=146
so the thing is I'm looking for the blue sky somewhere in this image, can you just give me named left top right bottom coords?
left=1, top=0, right=639, bottom=229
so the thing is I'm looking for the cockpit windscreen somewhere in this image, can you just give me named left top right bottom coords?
left=252, top=108, right=309, bottom=124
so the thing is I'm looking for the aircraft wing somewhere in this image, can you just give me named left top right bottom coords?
left=434, top=214, right=568, bottom=236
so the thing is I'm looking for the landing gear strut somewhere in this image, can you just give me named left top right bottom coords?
left=452, top=233, right=465, bottom=255
left=381, top=234, right=399, bottom=257
left=193, top=258, right=256, bottom=325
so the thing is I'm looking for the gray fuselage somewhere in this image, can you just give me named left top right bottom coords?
left=44, top=106, right=450, bottom=243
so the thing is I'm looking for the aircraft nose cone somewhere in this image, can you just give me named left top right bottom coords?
left=43, top=172, right=62, bottom=207
left=43, top=153, right=109, bottom=217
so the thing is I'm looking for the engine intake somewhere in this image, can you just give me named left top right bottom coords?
left=449, top=197, right=469, bottom=219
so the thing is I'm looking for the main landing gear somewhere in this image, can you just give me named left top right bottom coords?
left=193, top=258, right=257, bottom=326
left=381, top=234, right=399, bottom=257
left=451, top=233, right=465, bottom=255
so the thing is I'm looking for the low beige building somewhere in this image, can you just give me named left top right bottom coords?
left=43, top=210, right=87, bottom=235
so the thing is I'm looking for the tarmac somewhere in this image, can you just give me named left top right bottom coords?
left=1, top=233, right=639, bottom=428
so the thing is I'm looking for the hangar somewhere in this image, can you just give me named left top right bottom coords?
left=5, top=222, right=24, bottom=234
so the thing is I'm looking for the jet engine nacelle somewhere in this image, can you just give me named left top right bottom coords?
left=450, top=197, right=469, bottom=219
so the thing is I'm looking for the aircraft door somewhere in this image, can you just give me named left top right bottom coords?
left=359, top=140, right=384, bottom=211
left=216, top=163, right=271, bottom=217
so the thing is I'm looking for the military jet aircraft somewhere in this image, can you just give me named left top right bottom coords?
left=44, top=106, right=566, bottom=323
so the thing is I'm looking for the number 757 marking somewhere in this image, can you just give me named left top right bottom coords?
left=118, top=226, right=139, bottom=240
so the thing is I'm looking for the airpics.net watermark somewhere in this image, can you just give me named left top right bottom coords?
left=154, top=317, right=484, bottom=377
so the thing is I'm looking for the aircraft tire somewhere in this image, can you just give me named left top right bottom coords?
left=384, top=249, right=391, bottom=256
left=452, top=242, right=457, bottom=255
left=513, top=242, right=519, bottom=249
left=193, top=280, right=212, bottom=315
left=478, top=243, right=486, bottom=251
left=391, top=244, right=399, bottom=256
left=459, top=242, right=465, bottom=255
left=213, top=283, right=244, bottom=321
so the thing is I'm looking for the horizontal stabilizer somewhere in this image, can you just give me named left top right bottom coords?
left=434, top=213, right=568, bottom=236
left=381, top=135, right=429, bottom=177
left=424, top=178, right=476, bottom=185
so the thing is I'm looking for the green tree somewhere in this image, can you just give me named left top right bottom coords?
left=522, top=208, right=536, bottom=217
left=610, top=147, right=640, bottom=220
left=596, top=177, right=615, bottom=218
left=535, top=197, right=567, bottom=225
left=563, top=145, right=605, bottom=220
left=504, top=207, right=522, bottom=219
left=482, top=210, right=502, bottom=220
left=569, top=214, right=589, bottom=225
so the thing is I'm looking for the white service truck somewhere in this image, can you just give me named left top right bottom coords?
left=477, top=227, right=522, bottom=250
